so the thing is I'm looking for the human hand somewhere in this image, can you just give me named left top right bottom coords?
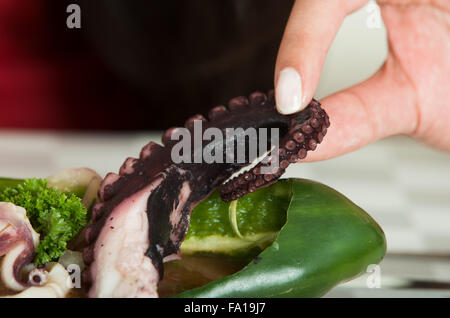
left=274, top=0, right=450, bottom=161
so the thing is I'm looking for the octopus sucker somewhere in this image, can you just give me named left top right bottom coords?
left=119, top=158, right=138, bottom=175
left=140, top=141, right=166, bottom=160
left=185, top=114, right=207, bottom=131
left=227, top=96, right=249, bottom=110
left=98, top=173, right=120, bottom=201
left=207, top=106, right=228, bottom=121
left=83, top=90, right=329, bottom=297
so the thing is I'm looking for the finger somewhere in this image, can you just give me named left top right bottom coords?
left=275, top=0, right=368, bottom=114
left=304, top=59, right=419, bottom=162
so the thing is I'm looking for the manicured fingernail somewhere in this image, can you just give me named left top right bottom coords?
left=275, top=67, right=303, bottom=114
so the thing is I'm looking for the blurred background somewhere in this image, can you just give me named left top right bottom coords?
left=0, top=0, right=449, bottom=297
left=0, top=0, right=293, bottom=130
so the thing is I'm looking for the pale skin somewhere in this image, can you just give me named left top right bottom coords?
left=275, top=0, right=450, bottom=162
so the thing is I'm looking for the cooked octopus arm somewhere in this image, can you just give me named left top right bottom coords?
left=0, top=202, right=39, bottom=291
left=83, top=92, right=329, bottom=297
left=5, top=263, right=71, bottom=298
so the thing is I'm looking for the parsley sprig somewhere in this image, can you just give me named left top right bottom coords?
left=0, top=179, right=87, bottom=265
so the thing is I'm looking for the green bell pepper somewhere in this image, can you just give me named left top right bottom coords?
left=175, top=178, right=386, bottom=298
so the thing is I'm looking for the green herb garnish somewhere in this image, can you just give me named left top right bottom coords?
left=0, top=178, right=87, bottom=265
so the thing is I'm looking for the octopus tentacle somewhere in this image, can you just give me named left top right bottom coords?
left=0, top=202, right=40, bottom=291
left=82, top=90, right=329, bottom=297
left=219, top=99, right=329, bottom=201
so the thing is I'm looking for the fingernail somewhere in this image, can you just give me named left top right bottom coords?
left=275, top=67, right=303, bottom=114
